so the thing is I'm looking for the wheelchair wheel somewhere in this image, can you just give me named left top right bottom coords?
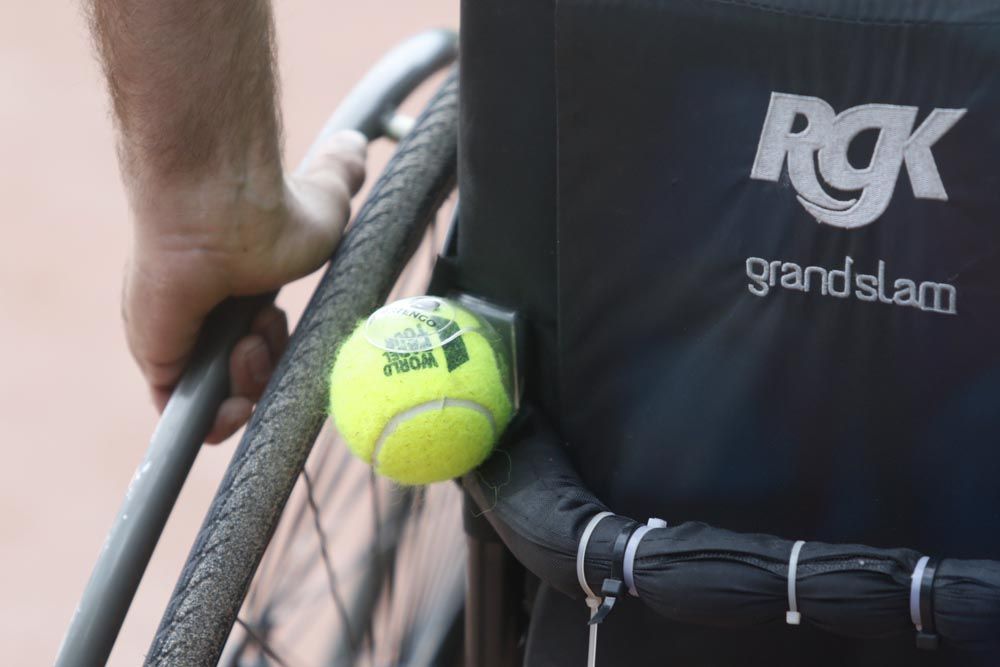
left=146, top=71, right=460, bottom=667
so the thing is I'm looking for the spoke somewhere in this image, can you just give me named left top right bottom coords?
left=235, top=617, right=294, bottom=667
left=301, top=468, right=359, bottom=657
left=256, top=434, right=352, bottom=608
left=263, top=465, right=368, bottom=613
left=368, top=470, right=382, bottom=657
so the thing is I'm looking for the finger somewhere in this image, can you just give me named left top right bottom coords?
left=124, top=250, right=226, bottom=406
left=205, top=396, right=254, bottom=444
left=331, top=129, right=368, bottom=195
left=297, top=129, right=367, bottom=195
left=290, top=130, right=367, bottom=222
left=229, top=334, right=273, bottom=401
left=250, top=305, right=289, bottom=362
left=150, top=385, right=172, bottom=414
left=270, top=132, right=369, bottom=285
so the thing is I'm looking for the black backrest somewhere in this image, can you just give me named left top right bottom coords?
left=455, top=0, right=1000, bottom=558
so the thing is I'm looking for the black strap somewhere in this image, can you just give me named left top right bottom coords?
left=589, top=521, right=639, bottom=625
left=916, top=558, right=940, bottom=651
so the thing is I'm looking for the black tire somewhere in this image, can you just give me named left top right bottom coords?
left=146, top=70, right=459, bottom=667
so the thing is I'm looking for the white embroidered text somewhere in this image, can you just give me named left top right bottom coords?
left=745, top=256, right=956, bottom=315
left=750, top=92, right=965, bottom=228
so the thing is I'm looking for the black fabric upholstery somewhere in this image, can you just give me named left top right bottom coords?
left=454, top=0, right=1000, bottom=664
left=554, top=0, right=1000, bottom=556
left=464, top=411, right=1000, bottom=664
left=455, top=0, right=560, bottom=418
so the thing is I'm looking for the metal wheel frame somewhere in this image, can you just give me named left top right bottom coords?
left=56, top=30, right=463, bottom=667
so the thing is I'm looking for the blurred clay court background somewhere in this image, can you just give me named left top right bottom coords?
left=0, top=1, right=457, bottom=663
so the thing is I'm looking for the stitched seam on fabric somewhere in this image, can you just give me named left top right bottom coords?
left=701, top=0, right=1000, bottom=27
left=561, top=0, right=1000, bottom=27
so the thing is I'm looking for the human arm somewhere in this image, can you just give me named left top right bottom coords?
left=89, top=0, right=365, bottom=441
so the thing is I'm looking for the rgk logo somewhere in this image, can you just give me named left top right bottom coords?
left=750, top=92, right=965, bottom=228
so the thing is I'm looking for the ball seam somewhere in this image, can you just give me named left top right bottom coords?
left=370, top=397, right=498, bottom=464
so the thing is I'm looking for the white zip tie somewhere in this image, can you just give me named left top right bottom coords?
left=623, top=518, right=667, bottom=596
left=577, top=511, right=614, bottom=599
left=910, top=556, right=931, bottom=631
left=586, top=598, right=601, bottom=667
left=786, top=540, right=806, bottom=625
left=577, top=511, right=614, bottom=667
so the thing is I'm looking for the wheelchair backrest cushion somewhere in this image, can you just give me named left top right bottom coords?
left=457, top=0, right=1000, bottom=558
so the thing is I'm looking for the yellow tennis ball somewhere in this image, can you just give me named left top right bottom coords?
left=328, top=297, right=513, bottom=485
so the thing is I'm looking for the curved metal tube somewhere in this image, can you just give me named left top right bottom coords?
left=55, top=29, right=458, bottom=667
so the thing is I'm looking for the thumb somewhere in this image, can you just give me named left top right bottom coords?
left=267, top=129, right=368, bottom=285
left=294, top=128, right=368, bottom=194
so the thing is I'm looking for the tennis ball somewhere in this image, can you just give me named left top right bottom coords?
left=328, top=297, right=513, bottom=485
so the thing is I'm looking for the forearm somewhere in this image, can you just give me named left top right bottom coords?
left=90, top=0, right=283, bottom=211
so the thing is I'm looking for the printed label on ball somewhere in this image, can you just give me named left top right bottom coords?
left=367, top=296, right=479, bottom=377
left=380, top=336, right=469, bottom=377
left=442, top=337, right=470, bottom=372
left=365, top=295, right=476, bottom=353
left=382, top=350, right=439, bottom=376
